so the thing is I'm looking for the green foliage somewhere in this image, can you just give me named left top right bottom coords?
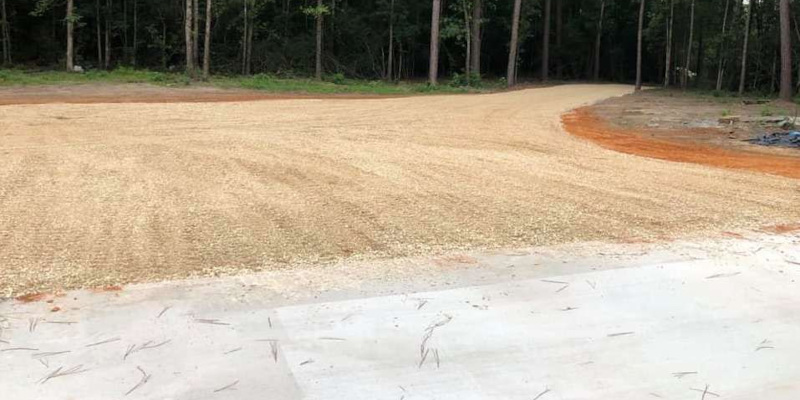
left=0, top=67, right=503, bottom=95
left=449, top=72, right=467, bottom=87
left=0, top=67, right=190, bottom=86
left=0, top=0, right=793, bottom=98
left=214, top=73, right=480, bottom=94
left=65, top=13, right=82, bottom=24
left=761, top=106, right=774, bottom=117
left=329, top=72, right=346, bottom=85
left=30, top=0, right=57, bottom=17
left=468, top=72, right=482, bottom=87
left=441, top=0, right=472, bottom=43
left=301, top=4, right=330, bottom=17
left=449, top=71, right=481, bottom=87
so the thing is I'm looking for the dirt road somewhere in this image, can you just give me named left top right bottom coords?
left=1, top=84, right=798, bottom=296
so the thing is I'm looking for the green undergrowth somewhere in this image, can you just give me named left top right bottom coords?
left=0, top=67, right=191, bottom=86
left=0, top=67, right=501, bottom=95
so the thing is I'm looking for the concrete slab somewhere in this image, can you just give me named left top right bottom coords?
left=275, top=257, right=800, bottom=400
left=1, top=231, right=799, bottom=399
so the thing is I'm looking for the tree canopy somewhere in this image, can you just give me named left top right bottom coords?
left=0, top=0, right=798, bottom=95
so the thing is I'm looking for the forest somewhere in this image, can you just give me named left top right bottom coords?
left=0, top=0, right=798, bottom=98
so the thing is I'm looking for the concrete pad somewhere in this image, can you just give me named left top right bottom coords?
left=2, top=232, right=799, bottom=399
left=276, top=258, right=800, bottom=400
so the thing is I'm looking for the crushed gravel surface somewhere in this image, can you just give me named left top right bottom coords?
left=1, top=84, right=798, bottom=296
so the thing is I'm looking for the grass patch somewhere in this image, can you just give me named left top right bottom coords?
left=0, top=67, right=500, bottom=95
left=212, top=73, right=498, bottom=95
left=0, top=67, right=191, bottom=86
left=651, top=87, right=773, bottom=104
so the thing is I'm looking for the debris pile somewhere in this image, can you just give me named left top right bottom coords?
left=747, top=131, right=800, bottom=148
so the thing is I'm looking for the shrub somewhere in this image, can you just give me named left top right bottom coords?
left=330, top=72, right=346, bottom=85
left=449, top=72, right=467, bottom=87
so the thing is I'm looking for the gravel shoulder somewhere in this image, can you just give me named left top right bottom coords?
left=1, top=84, right=798, bottom=296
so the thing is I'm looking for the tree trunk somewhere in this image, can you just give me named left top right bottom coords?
left=193, top=0, right=200, bottom=70
left=792, top=13, right=800, bottom=91
left=105, top=0, right=112, bottom=69
left=507, top=0, right=522, bottom=86
left=715, top=0, right=730, bottom=91
left=67, top=0, right=74, bottom=71
left=593, top=0, right=605, bottom=81
left=161, top=17, right=167, bottom=70
left=695, top=17, right=704, bottom=88
left=682, top=0, right=695, bottom=89
left=242, top=0, right=247, bottom=74
left=203, top=0, right=211, bottom=80
left=429, top=0, right=441, bottom=85
left=471, top=0, right=482, bottom=76
left=771, top=49, right=777, bottom=94
left=1, top=0, right=11, bottom=65
left=635, top=0, right=645, bottom=90
left=541, top=0, right=551, bottom=81
left=330, top=0, right=336, bottom=56
left=779, top=0, right=792, bottom=100
left=555, top=0, right=562, bottom=78
left=749, top=0, right=760, bottom=91
left=462, top=0, right=471, bottom=83
left=315, top=0, right=324, bottom=80
left=664, top=0, right=674, bottom=87
left=96, top=0, right=102, bottom=67
left=133, top=0, right=137, bottom=67
left=387, top=0, right=394, bottom=81
left=246, top=13, right=253, bottom=74
left=123, top=0, right=128, bottom=64
left=398, top=41, right=404, bottom=79
left=185, top=0, right=195, bottom=76
left=739, top=0, right=751, bottom=95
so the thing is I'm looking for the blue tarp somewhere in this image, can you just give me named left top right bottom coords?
left=747, top=131, right=800, bottom=148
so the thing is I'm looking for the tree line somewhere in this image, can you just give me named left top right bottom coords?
left=0, top=0, right=798, bottom=98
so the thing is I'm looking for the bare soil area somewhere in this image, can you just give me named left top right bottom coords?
left=1, top=84, right=798, bottom=296
left=563, top=108, right=800, bottom=179
left=587, top=89, right=800, bottom=157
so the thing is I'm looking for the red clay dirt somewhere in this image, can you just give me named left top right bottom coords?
left=562, top=107, right=800, bottom=180
left=762, top=223, right=800, bottom=234
left=14, top=293, right=48, bottom=303
left=14, top=285, right=121, bottom=302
